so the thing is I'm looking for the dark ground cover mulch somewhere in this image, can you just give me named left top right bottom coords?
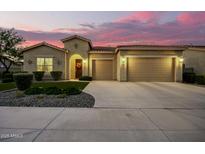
left=0, top=91, right=95, bottom=108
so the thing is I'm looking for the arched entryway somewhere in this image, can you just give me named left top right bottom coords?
left=69, top=54, right=87, bottom=79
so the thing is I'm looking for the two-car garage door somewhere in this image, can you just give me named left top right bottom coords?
left=127, top=57, right=175, bottom=82
left=92, top=57, right=175, bottom=81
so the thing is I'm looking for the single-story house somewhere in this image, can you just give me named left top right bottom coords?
left=21, top=35, right=204, bottom=82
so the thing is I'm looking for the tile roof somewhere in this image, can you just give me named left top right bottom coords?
left=116, top=44, right=187, bottom=51
left=20, top=42, right=67, bottom=53
left=90, top=46, right=116, bottom=53
left=61, top=35, right=92, bottom=48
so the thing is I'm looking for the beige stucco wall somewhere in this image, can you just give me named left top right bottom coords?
left=64, top=38, right=90, bottom=58
left=183, top=49, right=205, bottom=74
left=89, top=53, right=116, bottom=79
left=120, top=50, right=183, bottom=57
left=116, top=51, right=121, bottom=81
left=117, top=50, right=183, bottom=82
left=23, top=46, right=67, bottom=79
left=64, top=38, right=90, bottom=79
left=175, top=57, right=183, bottom=81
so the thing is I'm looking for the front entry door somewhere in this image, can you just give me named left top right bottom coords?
left=75, top=59, right=82, bottom=79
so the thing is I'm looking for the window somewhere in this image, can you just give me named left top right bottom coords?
left=37, top=58, right=53, bottom=72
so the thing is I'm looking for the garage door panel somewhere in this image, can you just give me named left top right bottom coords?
left=92, top=60, right=113, bottom=80
left=128, top=57, right=174, bottom=82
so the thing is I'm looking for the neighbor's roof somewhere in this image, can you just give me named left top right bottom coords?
left=61, top=35, right=92, bottom=48
left=186, top=47, right=205, bottom=52
left=116, top=45, right=187, bottom=51
left=20, top=42, right=68, bottom=53
left=90, top=46, right=116, bottom=53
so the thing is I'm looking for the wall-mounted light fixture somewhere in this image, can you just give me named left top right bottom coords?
left=121, top=57, right=126, bottom=64
left=179, top=57, right=184, bottom=63
left=83, top=59, right=86, bottom=63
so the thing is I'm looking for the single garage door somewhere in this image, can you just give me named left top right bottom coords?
left=128, top=57, right=174, bottom=82
left=92, top=60, right=113, bottom=80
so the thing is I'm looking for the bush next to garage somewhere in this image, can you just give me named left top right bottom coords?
left=50, top=71, right=62, bottom=81
left=183, top=72, right=196, bottom=83
left=195, top=75, right=205, bottom=85
left=13, top=73, right=33, bottom=90
left=33, top=71, right=45, bottom=81
left=79, top=76, right=92, bottom=81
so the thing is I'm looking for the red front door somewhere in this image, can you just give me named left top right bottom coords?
left=75, top=59, right=82, bottom=79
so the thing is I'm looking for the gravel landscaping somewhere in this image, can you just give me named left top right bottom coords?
left=0, top=90, right=95, bottom=108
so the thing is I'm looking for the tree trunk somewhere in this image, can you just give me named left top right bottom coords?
left=0, top=58, right=12, bottom=72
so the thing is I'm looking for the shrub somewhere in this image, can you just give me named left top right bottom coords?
left=45, top=86, right=62, bottom=95
left=50, top=71, right=62, bottom=81
left=13, top=71, right=28, bottom=74
left=2, top=77, right=13, bottom=83
left=0, top=71, right=3, bottom=80
left=183, top=72, right=195, bottom=83
left=63, top=86, right=81, bottom=95
left=79, top=76, right=92, bottom=81
left=195, top=75, right=205, bottom=85
left=24, top=87, right=45, bottom=95
left=183, top=67, right=194, bottom=73
left=2, top=72, right=13, bottom=83
left=13, top=73, right=33, bottom=90
left=33, top=71, right=45, bottom=81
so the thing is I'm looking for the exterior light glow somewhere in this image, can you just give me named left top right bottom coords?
left=179, top=58, right=184, bottom=63
left=121, top=57, right=126, bottom=64
left=83, top=59, right=86, bottom=63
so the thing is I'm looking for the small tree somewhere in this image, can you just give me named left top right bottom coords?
left=0, top=28, right=24, bottom=72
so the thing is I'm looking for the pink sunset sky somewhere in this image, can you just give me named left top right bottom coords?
left=1, top=11, right=205, bottom=47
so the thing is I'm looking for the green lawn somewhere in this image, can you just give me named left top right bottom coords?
left=0, top=81, right=89, bottom=91
left=0, top=82, right=16, bottom=91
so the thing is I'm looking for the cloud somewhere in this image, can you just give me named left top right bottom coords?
left=52, top=27, right=90, bottom=34
left=84, top=12, right=205, bottom=46
left=177, top=12, right=205, bottom=25
left=116, top=12, right=163, bottom=24
left=14, top=29, right=67, bottom=41
left=5, top=12, right=205, bottom=47
left=23, top=40, right=64, bottom=48
left=79, top=23, right=95, bottom=29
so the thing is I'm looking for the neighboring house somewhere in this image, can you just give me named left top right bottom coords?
left=183, top=47, right=205, bottom=75
left=21, top=35, right=189, bottom=82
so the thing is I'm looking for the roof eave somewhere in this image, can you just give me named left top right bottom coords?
left=89, top=51, right=115, bottom=54
left=61, top=35, right=93, bottom=48
left=117, top=47, right=187, bottom=51
left=20, top=42, right=68, bottom=53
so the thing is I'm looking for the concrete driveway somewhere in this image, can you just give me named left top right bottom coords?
left=84, top=81, right=205, bottom=109
left=0, top=81, right=205, bottom=142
